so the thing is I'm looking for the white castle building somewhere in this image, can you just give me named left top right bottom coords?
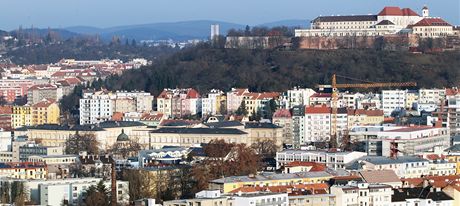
left=295, top=6, right=453, bottom=38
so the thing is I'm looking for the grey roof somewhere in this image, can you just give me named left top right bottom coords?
left=151, top=128, right=247, bottom=135
left=116, top=129, right=129, bottom=141
left=139, top=147, right=188, bottom=156
left=312, top=15, right=377, bottom=23
left=354, top=156, right=428, bottom=166
left=376, top=20, right=395, bottom=25
left=210, top=171, right=332, bottom=184
left=23, top=121, right=145, bottom=131
left=445, top=144, right=460, bottom=152
left=245, top=122, right=281, bottom=129
left=452, top=136, right=460, bottom=142
left=204, top=121, right=243, bottom=128
left=392, top=186, right=453, bottom=202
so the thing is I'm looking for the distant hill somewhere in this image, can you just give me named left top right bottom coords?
left=9, top=28, right=81, bottom=40
left=66, top=20, right=246, bottom=41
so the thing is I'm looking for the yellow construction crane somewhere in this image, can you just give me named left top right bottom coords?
left=316, top=74, right=417, bottom=148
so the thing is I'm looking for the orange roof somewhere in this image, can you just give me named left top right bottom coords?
left=0, top=106, right=13, bottom=114
left=273, top=109, right=292, bottom=118
left=348, top=109, right=384, bottom=116
left=446, top=88, right=460, bottom=96
left=285, top=161, right=327, bottom=172
left=111, top=112, right=123, bottom=121
left=186, top=88, right=200, bottom=98
left=412, top=18, right=452, bottom=27
left=140, top=113, right=164, bottom=121
left=305, top=105, right=331, bottom=114
left=32, top=99, right=56, bottom=108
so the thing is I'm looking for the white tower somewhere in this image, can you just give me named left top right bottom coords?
left=422, top=5, right=429, bottom=18
left=211, top=24, right=220, bottom=40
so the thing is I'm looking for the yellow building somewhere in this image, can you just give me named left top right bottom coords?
left=443, top=184, right=460, bottom=206
left=347, top=109, right=384, bottom=129
left=0, top=162, right=47, bottom=180
left=31, top=99, right=60, bottom=125
left=12, top=99, right=60, bottom=128
left=209, top=171, right=333, bottom=193
left=12, top=105, right=32, bottom=128
left=447, top=155, right=460, bottom=175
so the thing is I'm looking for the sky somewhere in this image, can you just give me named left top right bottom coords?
left=1, top=0, right=459, bottom=30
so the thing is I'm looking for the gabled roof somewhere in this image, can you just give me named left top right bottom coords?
left=376, top=20, right=395, bottom=25
left=273, top=109, right=292, bottom=118
left=412, top=18, right=452, bottom=27
left=305, top=105, right=331, bottom=114
left=360, top=170, right=401, bottom=184
left=32, top=99, right=56, bottom=108
left=378, top=7, right=419, bottom=16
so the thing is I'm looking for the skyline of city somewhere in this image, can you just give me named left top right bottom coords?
left=1, top=0, right=459, bottom=30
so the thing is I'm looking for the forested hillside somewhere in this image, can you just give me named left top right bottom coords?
left=102, top=44, right=460, bottom=95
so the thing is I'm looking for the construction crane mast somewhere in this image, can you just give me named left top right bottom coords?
left=317, top=74, right=417, bottom=148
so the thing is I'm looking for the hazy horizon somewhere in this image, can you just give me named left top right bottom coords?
left=1, top=0, right=459, bottom=31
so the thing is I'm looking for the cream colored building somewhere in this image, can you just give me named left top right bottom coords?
left=412, top=18, right=454, bottom=38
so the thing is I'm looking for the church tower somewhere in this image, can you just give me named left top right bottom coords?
left=422, top=5, right=429, bottom=18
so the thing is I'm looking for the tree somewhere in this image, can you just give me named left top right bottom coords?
left=65, top=132, right=99, bottom=155
left=83, top=181, right=110, bottom=206
left=235, top=101, right=248, bottom=116
left=244, top=25, right=251, bottom=36
left=251, top=139, right=278, bottom=159
left=264, top=99, right=278, bottom=119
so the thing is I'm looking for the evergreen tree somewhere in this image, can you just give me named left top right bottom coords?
left=235, top=101, right=248, bottom=116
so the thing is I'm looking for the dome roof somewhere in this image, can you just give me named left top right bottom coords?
left=116, top=129, right=129, bottom=141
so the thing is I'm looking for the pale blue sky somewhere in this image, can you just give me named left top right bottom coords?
left=1, top=0, right=459, bottom=30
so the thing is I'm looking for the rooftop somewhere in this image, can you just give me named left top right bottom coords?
left=151, top=127, right=247, bottom=135
left=210, top=171, right=332, bottom=184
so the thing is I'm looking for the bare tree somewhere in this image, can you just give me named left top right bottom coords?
left=108, top=138, right=142, bottom=159
left=251, top=139, right=277, bottom=159
left=65, top=132, right=99, bottom=155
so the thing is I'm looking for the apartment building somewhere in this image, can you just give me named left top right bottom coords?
left=157, top=88, right=201, bottom=118
left=291, top=105, right=305, bottom=148
left=331, top=181, right=393, bottom=206
left=284, top=87, right=316, bottom=108
left=226, top=88, right=249, bottom=114
left=304, top=105, right=331, bottom=142
left=276, top=150, right=367, bottom=170
left=382, top=90, right=407, bottom=117
left=0, top=162, right=47, bottom=179
left=272, top=109, right=293, bottom=145
left=349, top=156, right=430, bottom=178
left=79, top=90, right=113, bottom=125
left=201, top=89, right=226, bottom=116
left=27, top=84, right=58, bottom=105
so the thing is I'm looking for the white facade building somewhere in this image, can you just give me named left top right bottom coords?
left=331, top=181, right=393, bottom=206
left=79, top=91, right=114, bottom=125
left=382, top=90, right=407, bottom=116
left=276, top=150, right=367, bottom=170
left=285, top=87, right=316, bottom=109
left=232, top=193, right=288, bottom=206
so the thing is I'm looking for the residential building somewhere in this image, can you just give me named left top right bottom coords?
left=163, top=190, right=230, bottom=206
left=27, top=84, right=58, bottom=105
left=272, top=109, right=293, bottom=145
left=244, top=122, right=284, bottom=148
left=391, top=186, right=453, bottom=206
left=330, top=181, right=393, bottom=206
left=359, top=170, right=402, bottom=188
left=201, top=89, right=226, bottom=116
left=276, top=150, right=367, bottom=170
left=79, top=90, right=114, bottom=125
left=348, top=156, right=430, bottom=178
left=156, top=88, right=201, bottom=118
left=31, top=98, right=60, bottom=126
left=226, top=88, right=249, bottom=114
left=304, top=105, right=331, bottom=142
left=291, top=105, right=305, bottom=148
left=18, top=143, right=63, bottom=161
left=0, top=162, right=47, bottom=179
left=382, top=90, right=407, bottom=117
left=347, top=109, right=384, bottom=128
left=411, top=17, right=454, bottom=38
left=285, top=87, right=316, bottom=108
left=209, top=171, right=333, bottom=193
left=233, top=193, right=288, bottom=206
left=12, top=105, right=32, bottom=128
left=0, top=106, right=12, bottom=131
left=309, top=93, right=331, bottom=106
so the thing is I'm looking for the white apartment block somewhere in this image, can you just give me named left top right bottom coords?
left=340, top=92, right=364, bottom=109
left=304, top=105, right=331, bottom=142
left=356, top=93, right=382, bottom=110
left=419, top=88, right=446, bottom=104
left=285, top=87, right=316, bottom=108
left=276, top=150, right=367, bottom=170
left=201, top=89, right=225, bottom=116
left=79, top=91, right=113, bottom=125
left=226, top=88, right=249, bottom=114
left=330, top=181, right=392, bottom=206
left=382, top=90, right=407, bottom=117
left=380, top=127, right=450, bottom=157
left=80, top=90, right=154, bottom=125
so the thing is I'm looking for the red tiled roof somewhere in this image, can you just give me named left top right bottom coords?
left=285, top=161, right=327, bottom=172
left=310, top=93, right=331, bottom=98
left=348, top=109, right=384, bottom=116
left=186, top=88, right=200, bottom=98
left=0, top=106, right=13, bottom=114
left=32, top=99, right=56, bottom=108
left=446, top=88, right=460, bottom=96
left=140, top=113, right=164, bottom=121
left=412, top=18, right=452, bottom=27
left=273, top=109, right=292, bottom=118
left=111, top=112, right=123, bottom=121
left=29, top=84, right=57, bottom=91
left=378, top=6, right=419, bottom=16
left=305, top=105, right=331, bottom=114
